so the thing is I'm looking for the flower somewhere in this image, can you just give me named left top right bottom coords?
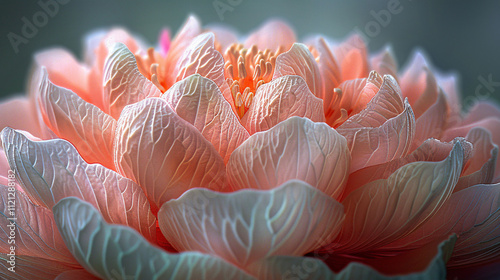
left=1, top=15, right=499, bottom=280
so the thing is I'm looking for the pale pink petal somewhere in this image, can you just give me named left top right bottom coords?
left=227, top=117, right=350, bottom=199
left=333, top=34, right=369, bottom=81
left=162, top=15, right=202, bottom=88
left=325, top=71, right=381, bottom=128
left=173, top=33, right=228, bottom=100
left=114, top=98, right=229, bottom=211
left=343, top=138, right=470, bottom=199
left=0, top=97, right=41, bottom=138
left=462, top=101, right=500, bottom=126
left=382, top=183, right=500, bottom=257
left=158, top=180, right=344, bottom=268
left=306, top=36, right=341, bottom=112
left=241, top=76, right=325, bottom=134
left=330, top=142, right=464, bottom=254
left=337, top=76, right=416, bottom=173
left=37, top=69, right=116, bottom=170
left=0, top=255, right=79, bottom=280
left=454, top=128, right=498, bottom=192
left=53, top=197, right=253, bottom=279
left=1, top=128, right=156, bottom=241
left=33, top=49, right=90, bottom=103
left=88, top=28, right=143, bottom=110
left=272, top=43, right=323, bottom=98
left=443, top=117, right=500, bottom=179
left=400, top=52, right=440, bottom=118
left=162, top=74, right=249, bottom=164
left=103, top=43, right=162, bottom=119
left=370, top=45, right=398, bottom=78
left=435, top=71, right=462, bottom=126
left=0, top=185, right=76, bottom=264
left=207, top=24, right=239, bottom=52
left=338, top=75, right=404, bottom=129
left=412, top=90, right=449, bottom=149
left=244, top=19, right=296, bottom=51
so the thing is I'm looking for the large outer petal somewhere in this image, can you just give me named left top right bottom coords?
left=330, top=142, right=464, bottom=253
left=1, top=128, right=156, bottom=241
left=227, top=117, right=350, bottom=199
left=37, top=69, right=116, bottom=169
left=0, top=185, right=76, bottom=265
left=241, top=76, right=325, bottom=134
left=382, top=184, right=500, bottom=259
left=249, top=236, right=455, bottom=280
left=244, top=20, right=296, bottom=51
left=103, top=43, right=162, bottom=119
left=114, top=98, right=229, bottom=211
left=162, top=74, right=249, bottom=164
left=53, top=197, right=254, bottom=280
left=272, top=43, right=323, bottom=98
left=158, top=180, right=344, bottom=268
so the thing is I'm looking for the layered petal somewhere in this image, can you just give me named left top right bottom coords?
left=412, top=90, right=448, bottom=149
left=162, top=74, right=249, bottom=163
left=162, top=15, right=202, bottom=88
left=241, top=76, right=325, bottom=134
left=227, top=117, right=350, bottom=199
left=33, top=48, right=90, bottom=103
left=250, top=235, right=455, bottom=280
left=0, top=185, right=76, bottom=264
left=37, top=69, right=116, bottom=169
left=173, top=33, right=227, bottom=94
left=244, top=19, right=296, bottom=51
left=370, top=46, right=398, bottom=79
left=337, top=76, right=416, bottom=173
left=114, top=98, right=229, bottom=211
left=325, top=71, right=381, bottom=127
left=1, top=128, right=156, bottom=241
left=331, top=142, right=465, bottom=253
left=103, top=43, right=162, bottom=119
left=53, top=197, right=253, bottom=280
left=272, top=43, right=323, bottom=98
left=455, top=127, right=498, bottom=192
left=383, top=183, right=500, bottom=259
left=158, top=180, right=344, bottom=268
left=332, top=34, right=369, bottom=81
left=0, top=97, right=41, bottom=138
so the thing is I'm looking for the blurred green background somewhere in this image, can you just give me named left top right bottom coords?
left=1, top=0, right=499, bottom=109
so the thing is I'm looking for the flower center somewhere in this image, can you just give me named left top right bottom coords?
left=135, top=48, right=167, bottom=92
left=224, top=44, right=283, bottom=118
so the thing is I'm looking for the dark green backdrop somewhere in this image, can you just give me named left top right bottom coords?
left=1, top=0, right=499, bottom=109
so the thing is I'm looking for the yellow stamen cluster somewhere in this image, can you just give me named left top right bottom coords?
left=224, top=44, right=283, bottom=118
left=135, top=48, right=166, bottom=92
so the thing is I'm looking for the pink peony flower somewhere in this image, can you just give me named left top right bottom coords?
left=0, top=15, right=499, bottom=279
